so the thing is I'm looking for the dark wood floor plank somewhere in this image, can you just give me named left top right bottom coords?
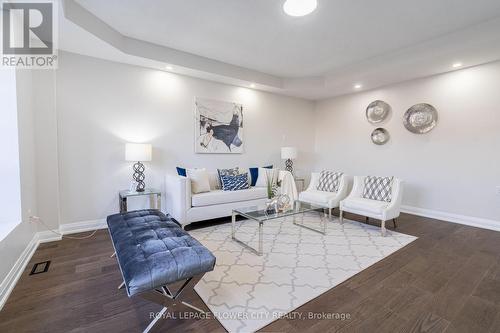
left=0, top=212, right=499, bottom=333
left=444, top=296, right=498, bottom=333
left=402, top=312, right=450, bottom=333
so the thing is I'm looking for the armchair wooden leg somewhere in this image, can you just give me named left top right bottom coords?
left=381, top=220, right=387, bottom=237
left=365, top=216, right=369, bottom=224
left=393, top=218, right=397, bottom=228
left=339, top=210, right=344, bottom=224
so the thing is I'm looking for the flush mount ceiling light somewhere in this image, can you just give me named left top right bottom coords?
left=250, top=83, right=256, bottom=88
left=165, top=65, right=173, bottom=70
left=354, top=84, right=362, bottom=89
left=452, top=62, right=463, bottom=68
left=283, top=0, right=317, bottom=17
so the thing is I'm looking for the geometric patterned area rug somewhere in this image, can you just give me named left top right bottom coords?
left=191, top=213, right=417, bottom=333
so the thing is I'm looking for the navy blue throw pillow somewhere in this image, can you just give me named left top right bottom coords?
left=176, top=167, right=187, bottom=177
left=221, top=173, right=250, bottom=191
left=249, top=165, right=273, bottom=186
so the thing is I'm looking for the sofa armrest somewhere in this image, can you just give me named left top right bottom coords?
left=165, top=174, right=191, bottom=225
left=305, top=172, right=320, bottom=191
left=350, top=176, right=365, bottom=198
left=383, top=179, right=404, bottom=220
left=335, top=174, right=350, bottom=201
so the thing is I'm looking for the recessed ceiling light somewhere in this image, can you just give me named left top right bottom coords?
left=283, top=0, right=317, bottom=17
left=452, top=62, right=462, bottom=68
left=165, top=65, right=173, bottom=70
left=354, top=84, right=362, bottom=89
left=250, top=83, right=256, bottom=88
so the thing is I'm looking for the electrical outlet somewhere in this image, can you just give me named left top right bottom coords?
left=29, top=215, right=40, bottom=223
left=496, top=186, right=500, bottom=196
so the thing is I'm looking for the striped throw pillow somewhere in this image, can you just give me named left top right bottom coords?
left=362, top=176, right=393, bottom=202
left=221, top=173, right=250, bottom=191
left=317, top=170, right=343, bottom=192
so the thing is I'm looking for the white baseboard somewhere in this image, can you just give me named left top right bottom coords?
left=59, top=219, right=107, bottom=235
left=0, top=219, right=107, bottom=310
left=0, top=229, right=62, bottom=310
left=37, top=230, right=62, bottom=243
left=401, top=205, right=500, bottom=232
left=0, top=233, right=38, bottom=309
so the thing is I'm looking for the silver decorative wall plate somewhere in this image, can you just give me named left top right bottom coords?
left=366, top=100, right=391, bottom=124
left=403, top=103, right=438, bottom=134
left=371, top=128, right=390, bottom=145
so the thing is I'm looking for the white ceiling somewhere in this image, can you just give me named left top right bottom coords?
left=60, top=0, right=500, bottom=100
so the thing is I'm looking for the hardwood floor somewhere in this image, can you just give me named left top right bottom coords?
left=1, top=212, right=499, bottom=333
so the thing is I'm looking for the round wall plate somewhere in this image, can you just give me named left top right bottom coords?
left=371, top=128, right=390, bottom=145
left=403, top=103, right=438, bottom=134
left=366, top=100, right=391, bottom=124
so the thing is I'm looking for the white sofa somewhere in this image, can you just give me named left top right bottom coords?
left=339, top=176, right=403, bottom=236
left=298, top=172, right=349, bottom=218
left=165, top=172, right=268, bottom=227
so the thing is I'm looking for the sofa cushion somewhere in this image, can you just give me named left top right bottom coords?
left=192, top=187, right=267, bottom=207
left=186, top=168, right=211, bottom=194
left=176, top=167, right=186, bottom=177
left=342, top=197, right=389, bottom=215
left=299, top=189, right=338, bottom=204
left=249, top=165, right=273, bottom=186
left=207, top=171, right=221, bottom=190
left=217, top=167, right=240, bottom=185
left=221, top=173, right=250, bottom=191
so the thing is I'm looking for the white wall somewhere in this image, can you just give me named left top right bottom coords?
left=0, top=69, right=22, bottom=239
left=33, top=70, right=60, bottom=230
left=0, top=70, right=38, bottom=294
left=315, top=61, right=500, bottom=222
left=55, top=52, right=315, bottom=225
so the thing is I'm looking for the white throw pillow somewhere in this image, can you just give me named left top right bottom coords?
left=187, top=168, right=211, bottom=194
left=255, top=168, right=278, bottom=187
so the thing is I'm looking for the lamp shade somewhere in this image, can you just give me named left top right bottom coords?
left=281, top=147, right=297, bottom=160
left=125, top=143, right=152, bottom=162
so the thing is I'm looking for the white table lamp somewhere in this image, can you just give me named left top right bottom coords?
left=281, top=147, right=297, bottom=174
left=125, top=143, right=152, bottom=192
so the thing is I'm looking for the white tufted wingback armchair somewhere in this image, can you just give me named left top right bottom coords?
left=340, top=176, right=403, bottom=236
left=298, top=172, right=350, bottom=218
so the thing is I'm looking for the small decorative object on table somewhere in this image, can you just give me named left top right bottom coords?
left=125, top=143, right=152, bottom=192
left=281, top=147, right=297, bottom=174
left=277, top=194, right=291, bottom=212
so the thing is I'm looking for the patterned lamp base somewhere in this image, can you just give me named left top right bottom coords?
left=133, top=161, right=146, bottom=192
left=285, top=158, right=293, bottom=174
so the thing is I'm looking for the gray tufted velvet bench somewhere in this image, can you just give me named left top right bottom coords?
left=107, top=209, right=216, bottom=332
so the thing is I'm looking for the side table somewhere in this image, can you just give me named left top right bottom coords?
left=119, top=188, right=161, bottom=213
left=294, top=177, right=305, bottom=192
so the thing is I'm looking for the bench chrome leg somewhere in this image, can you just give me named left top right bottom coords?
left=118, top=281, right=125, bottom=290
left=144, top=273, right=207, bottom=332
left=110, top=252, right=116, bottom=258
left=143, top=306, right=168, bottom=333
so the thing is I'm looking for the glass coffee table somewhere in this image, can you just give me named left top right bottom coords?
left=231, top=201, right=326, bottom=256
